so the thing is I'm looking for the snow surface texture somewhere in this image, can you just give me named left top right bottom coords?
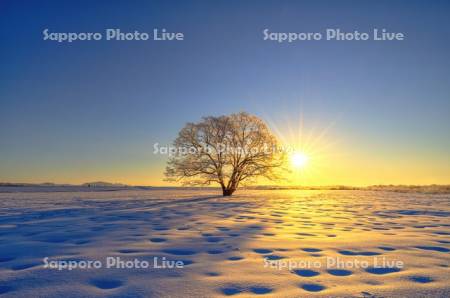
left=0, top=189, right=449, bottom=297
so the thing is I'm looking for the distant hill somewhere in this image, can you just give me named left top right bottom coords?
left=0, top=181, right=131, bottom=188
left=82, top=181, right=129, bottom=188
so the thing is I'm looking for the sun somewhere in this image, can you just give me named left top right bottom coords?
left=290, top=152, right=309, bottom=169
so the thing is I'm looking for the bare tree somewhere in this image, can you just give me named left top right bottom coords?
left=165, top=112, right=285, bottom=196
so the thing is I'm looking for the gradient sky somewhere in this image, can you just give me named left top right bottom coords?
left=1, top=0, right=449, bottom=186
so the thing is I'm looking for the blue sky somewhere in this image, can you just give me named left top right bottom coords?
left=1, top=0, right=449, bottom=185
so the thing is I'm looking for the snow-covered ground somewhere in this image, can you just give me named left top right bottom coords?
left=0, top=189, right=449, bottom=297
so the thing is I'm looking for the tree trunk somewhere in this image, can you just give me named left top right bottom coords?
left=222, top=188, right=235, bottom=196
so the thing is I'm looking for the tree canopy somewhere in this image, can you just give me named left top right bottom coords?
left=165, top=112, right=285, bottom=196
